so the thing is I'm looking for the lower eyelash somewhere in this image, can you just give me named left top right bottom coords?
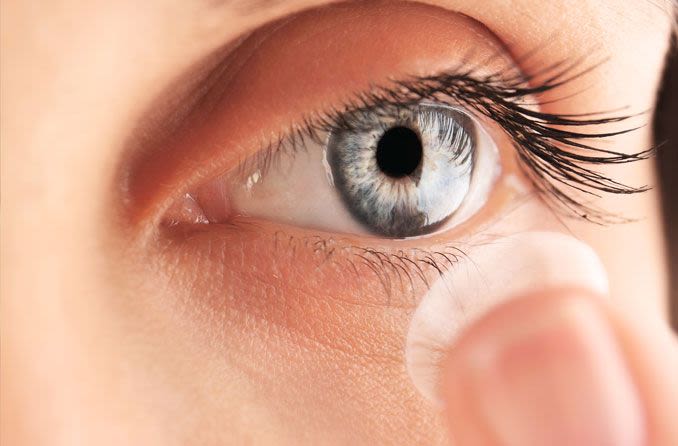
left=273, top=230, right=467, bottom=303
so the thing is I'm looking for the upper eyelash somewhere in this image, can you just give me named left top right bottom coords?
left=238, top=53, right=655, bottom=224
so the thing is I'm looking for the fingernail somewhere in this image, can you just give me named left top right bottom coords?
left=443, top=294, right=645, bottom=446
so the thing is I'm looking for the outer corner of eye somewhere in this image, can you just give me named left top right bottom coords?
left=166, top=102, right=512, bottom=240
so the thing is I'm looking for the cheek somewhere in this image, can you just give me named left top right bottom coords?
left=116, top=186, right=565, bottom=442
left=135, top=227, right=438, bottom=441
left=161, top=224, right=425, bottom=359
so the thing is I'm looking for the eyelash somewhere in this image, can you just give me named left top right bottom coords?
left=196, top=55, right=653, bottom=295
left=268, top=229, right=467, bottom=303
left=237, top=55, right=653, bottom=224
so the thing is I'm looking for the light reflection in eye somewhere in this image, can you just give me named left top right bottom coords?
left=198, top=103, right=500, bottom=239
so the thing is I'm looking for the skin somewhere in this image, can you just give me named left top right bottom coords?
left=1, top=0, right=675, bottom=445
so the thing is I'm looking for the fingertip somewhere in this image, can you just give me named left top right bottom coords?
left=440, top=289, right=645, bottom=446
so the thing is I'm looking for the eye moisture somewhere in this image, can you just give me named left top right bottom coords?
left=376, top=126, right=423, bottom=178
left=405, top=232, right=609, bottom=405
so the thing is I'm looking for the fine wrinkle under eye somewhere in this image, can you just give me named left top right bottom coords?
left=376, top=126, right=423, bottom=178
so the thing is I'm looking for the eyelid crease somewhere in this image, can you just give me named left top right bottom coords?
left=231, top=50, right=655, bottom=225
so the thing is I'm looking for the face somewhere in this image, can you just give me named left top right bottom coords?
left=1, top=1, right=673, bottom=444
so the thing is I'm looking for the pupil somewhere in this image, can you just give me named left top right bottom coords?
left=376, top=126, right=422, bottom=178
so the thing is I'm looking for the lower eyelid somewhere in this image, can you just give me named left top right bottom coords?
left=162, top=221, right=445, bottom=307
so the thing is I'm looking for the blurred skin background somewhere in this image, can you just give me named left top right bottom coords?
left=1, top=1, right=677, bottom=445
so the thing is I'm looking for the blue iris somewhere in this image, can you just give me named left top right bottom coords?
left=327, top=104, right=475, bottom=237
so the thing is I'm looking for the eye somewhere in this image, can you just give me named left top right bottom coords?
left=129, top=1, right=648, bottom=259
left=127, top=1, right=649, bottom=244
left=185, top=103, right=500, bottom=239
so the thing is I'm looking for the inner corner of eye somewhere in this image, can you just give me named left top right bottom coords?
left=162, top=177, right=233, bottom=227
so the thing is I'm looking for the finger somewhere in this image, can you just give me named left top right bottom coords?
left=439, top=288, right=678, bottom=446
